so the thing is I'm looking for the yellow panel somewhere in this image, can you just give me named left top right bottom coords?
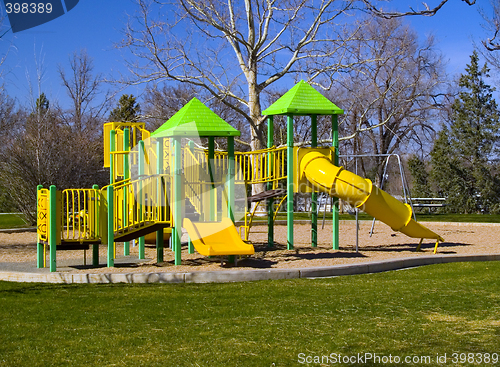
left=37, top=189, right=49, bottom=242
left=103, top=123, right=112, bottom=168
left=116, top=130, right=124, bottom=177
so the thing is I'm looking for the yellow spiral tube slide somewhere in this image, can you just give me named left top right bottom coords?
left=300, top=151, right=444, bottom=246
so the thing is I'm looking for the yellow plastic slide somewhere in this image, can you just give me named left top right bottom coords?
left=300, top=151, right=444, bottom=248
left=183, top=217, right=255, bottom=257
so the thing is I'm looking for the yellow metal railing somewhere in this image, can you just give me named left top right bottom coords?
left=61, top=188, right=100, bottom=243
left=111, top=174, right=171, bottom=236
left=188, top=145, right=287, bottom=185
left=235, top=146, right=287, bottom=185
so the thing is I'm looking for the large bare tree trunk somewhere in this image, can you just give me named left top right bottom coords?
left=247, top=70, right=267, bottom=199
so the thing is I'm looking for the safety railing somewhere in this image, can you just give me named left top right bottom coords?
left=234, top=146, right=287, bottom=185
left=188, top=145, right=287, bottom=185
left=61, top=188, right=100, bottom=243
left=111, top=174, right=171, bottom=236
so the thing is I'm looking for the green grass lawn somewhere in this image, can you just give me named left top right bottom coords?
left=0, top=213, right=31, bottom=229
left=1, top=262, right=500, bottom=366
left=2, top=211, right=500, bottom=230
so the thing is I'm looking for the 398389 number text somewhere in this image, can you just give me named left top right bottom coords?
left=5, top=3, right=52, bottom=14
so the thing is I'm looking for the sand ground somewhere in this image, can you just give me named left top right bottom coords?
left=1, top=221, right=499, bottom=274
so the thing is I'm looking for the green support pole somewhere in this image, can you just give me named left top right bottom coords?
left=188, top=140, right=195, bottom=254
left=92, top=184, right=100, bottom=267
left=311, top=115, right=318, bottom=248
left=108, top=129, right=117, bottom=265
left=286, top=114, right=294, bottom=250
left=49, top=185, right=58, bottom=272
left=36, top=185, right=44, bottom=268
left=267, top=116, right=274, bottom=248
left=107, top=186, right=115, bottom=267
left=332, top=114, right=340, bottom=250
left=156, top=139, right=164, bottom=263
left=156, top=230, right=164, bottom=264
left=227, top=136, right=235, bottom=222
left=208, top=137, right=215, bottom=221
left=173, top=137, right=182, bottom=265
left=138, top=140, right=145, bottom=260
left=123, top=128, right=130, bottom=256
left=49, top=185, right=57, bottom=272
left=109, top=129, right=116, bottom=184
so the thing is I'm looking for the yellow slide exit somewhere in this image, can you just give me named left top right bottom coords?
left=183, top=217, right=255, bottom=257
left=300, top=151, right=444, bottom=246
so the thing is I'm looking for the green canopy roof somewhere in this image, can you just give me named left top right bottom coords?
left=151, top=98, right=240, bottom=138
left=262, top=80, right=343, bottom=116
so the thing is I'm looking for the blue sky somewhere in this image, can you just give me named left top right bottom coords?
left=0, top=0, right=494, bottom=109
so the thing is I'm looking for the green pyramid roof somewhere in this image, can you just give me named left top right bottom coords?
left=262, top=80, right=343, bottom=116
left=151, top=98, right=240, bottom=138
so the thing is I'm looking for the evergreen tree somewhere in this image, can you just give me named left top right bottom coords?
left=108, top=94, right=141, bottom=122
left=430, top=52, right=500, bottom=213
left=407, top=155, right=431, bottom=199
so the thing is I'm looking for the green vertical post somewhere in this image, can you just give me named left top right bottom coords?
left=92, top=184, right=100, bottom=267
left=123, top=128, right=130, bottom=256
left=109, top=129, right=116, bottom=184
left=311, top=115, right=318, bottom=247
left=108, top=129, right=116, bottom=266
left=227, top=136, right=235, bottom=222
left=286, top=114, right=294, bottom=250
left=138, top=140, right=145, bottom=260
left=36, top=185, right=44, bottom=268
left=187, top=140, right=195, bottom=254
left=208, top=137, right=215, bottom=221
left=107, top=186, right=115, bottom=267
left=49, top=185, right=57, bottom=272
left=173, top=137, right=182, bottom=265
left=267, top=116, right=274, bottom=247
left=156, top=139, right=164, bottom=263
left=227, top=136, right=236, bottom=266
left=332, top=115, right=340, bottom=250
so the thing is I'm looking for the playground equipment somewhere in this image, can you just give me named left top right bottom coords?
left=183, top=218, right=254, bottom=257
left=298, top=150, right=443, bottom=245
left=36, top=81, right=443, bottom=272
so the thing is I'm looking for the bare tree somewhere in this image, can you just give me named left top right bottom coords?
left=0, top=93, right=108, bottom=223
left=328, top=17, right=447, bottom=184
left=121, top=1, right=477, bottom=150
left=479, top=0, right=500, bottom=51
left=121, top=0, right=376, bottom=154
left=58, top=49, right=111, bottom=135
left=119, top=0, right=479, bottom=199
left=142, top=83, right=200, bottom=130
left=0, top=92, right=22, bottom=144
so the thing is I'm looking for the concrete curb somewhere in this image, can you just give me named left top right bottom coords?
left=1, top=254, right=499, bottom=284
